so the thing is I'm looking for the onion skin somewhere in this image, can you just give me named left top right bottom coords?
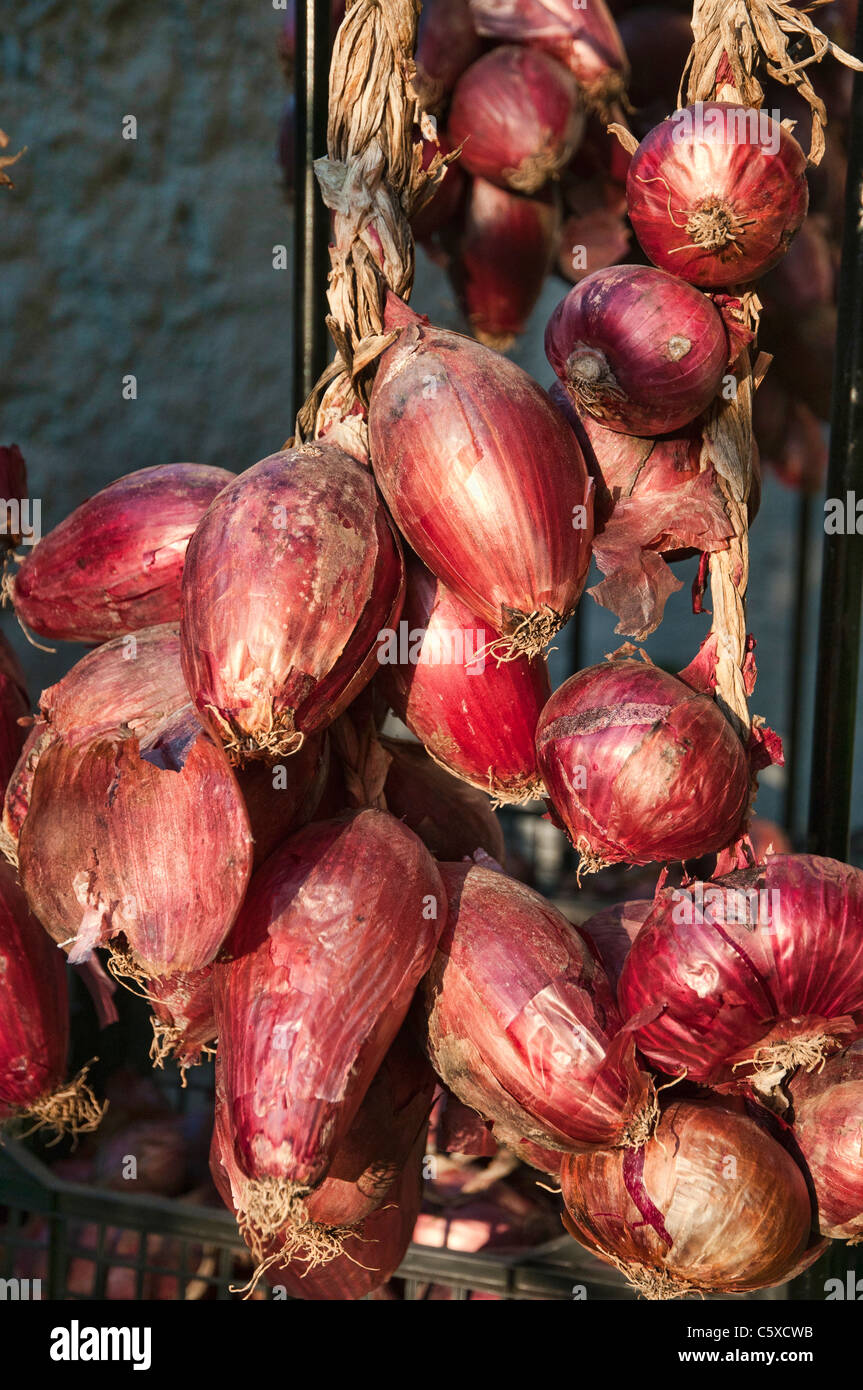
left=545, top=265, right=729, bottom=436
left=422, top=862, right=654, bottom=1153
left=380, top=738, right=506, bottom=864
left=468, top=0, right=628, bottom=106
left=560, top=1099, right=816, bottom=1297
left=413, top=0, right=483, bottom=113
left=449, top=46, right=584, bottom=195
left=18, top=704, right=253, bottom=975
left=410, top=135, right=468, bottom=245
left=379, top=557, right=550, bottom=803
left=369, top=300, right=594, bottom=658
left=789, top=1044, right=863, bottom=1241
left=618, top=855, right=863, bottom=1087
left=627, top=105, right=808, bottom=289
left=180, top=444, right=404, bottom=763
left=8, top=464, right=234, bottom=644
left=213, top=809, right=445, bottom=1191
left=579, top=899, right=653, bottom=991
left=0, top=860, right=69, bottom=1118
left=536, top=659, right=749, bottom=869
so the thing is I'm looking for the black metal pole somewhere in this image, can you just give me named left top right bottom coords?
left=292, top=0, right=334, bottom=420
left=807, top=10, right=863, bottom=862
left=784, top=493, right=813, bottom=837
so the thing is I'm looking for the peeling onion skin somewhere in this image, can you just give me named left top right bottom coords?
left=627, top=105, right=808, bottom=290
left=422, top=862, right=654, bottom=1154
left=379, top=557, right=551, bottom=803
left=213, top=809, right=446, bottom=1191
left=369, top=299, right=594, bottom=657
left=0, top=859, right=69, bottom=1118
left=9, top=464, right=235, bottom=644
left=18, top=704, right=253, bottom=977
left=380, top=738, right=506, bottom=864
left=180, top=444, right=404, bottom=763
left=545, top=265, right=729, bottom=436
left=536, top=659, right=749, bottom=869
left=560, top=1099, right=819, bottom=1297
left=617, top=856, right=863, bottom=1087
left=789, top=1044, right=863, bottom=1241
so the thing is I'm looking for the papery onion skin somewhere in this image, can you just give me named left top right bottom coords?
left=789, top=1043, right=863, bottom=1240
left=8, top=464, right=235, bottom=644
left=536, top=659, right=749, bottom=869
left=617, top=855, right=863, bottom=1086
left=560, top=1099, right=816, bottom=1296
left=180, top=444, right=404, bottom=763
left=468, top=0, right=628, bottom=107
left=213, top=809, right=445, bottom=1191
left=413, top=0, right=483, bottom=113
left=422, top=862, right=654, bottom=1153
left=545, top=265, right=729, bottom=436
left=369, top=298, right=594, bottom=658
left=18, top=704, right=253, bottom=976
left=379, top=557, right=550, bottom=803
left=449, top=46, right=584, bottom=195
left=579, top=899, right=653, bottom=991
left=627, top=104, right=808, bottom=289
left=380, top=738, right=506, bottom=864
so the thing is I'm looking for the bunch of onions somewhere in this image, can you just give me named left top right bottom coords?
left=618, top=855, right=863, bottom=1092
left=380, top=738, right=506, bottom=864
left=0, top=634, right=29, bottom=788
left=536, top=658, right=750, bottom=872
left=422, top=862, right=656, bottom=1154
left=626, top=104, right=808, bottom=288
left=451, top=179, right=560, bottom=349
left=4, top=464, right=234, bottom=644
left=379, top=556, right=550, bottom=803
left=0, top=860, right=103, bottom=1139
left=448, top=46, right=584, bottom=194
left=180, top=443, right=404, bottom=764
left=212, top=809, right=444, bottom=1270
left=789, top=1043, right=863, bottom=1241
left=579, top=899, right=653, bottom=990
left=560, top=1099, right=820, bottom=1298
left=413, top=0, right=482, bottom=113
left=545, top=265, right=729, bottom=435
left=368, top=295, right=594, bottom=659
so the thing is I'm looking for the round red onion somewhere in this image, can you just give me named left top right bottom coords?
left=378, top=557, right=551, bottom=803
left=413, top=0, right=483, bottom=113
left=422, top=862, right=656, bottom=1153
left=545, top=265, right=729, bottom=435
left=579, top=899, right=653, bottom=990
left=380, top=738, right=506, bottom=863
left=369, top=297, right=594, bottom=659
left=789, top=1043, right=863, bottom=1241
left=449, top=46, right=584, bottom=194
left=560, top=1098, right=818, bottom=1297
left=468, top=0, right=628, bottom=111
left=180, top=443, right=404, bottom=763
left=5, top=464, right=234, bottom=644
left=536, top=658, right=749, bottom=871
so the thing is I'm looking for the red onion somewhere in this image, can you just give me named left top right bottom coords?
left=789, top=1043, right=863, bottom=1241
left=618, top=855, right=863, bottom=1091
left=627, top=104, right=808, bottom=289
left=378, top=557, right=551, bottom=803
left=560, top=1098, right=819, bottom=1297
left=449, top=46, right=584, bottom=194
left=94, top=1115, right=188, bottom=1196
left=5, top=464, right=234, bottom=644
left=413, top=0, right=483, bottom=113
left=468, top=0, right=628, bottom=111
left=579, top=899, right=653, bottom=990
left=380, top=738, right=506, bottom=863
left=180, top=443, right=404, bottom=763
left=760, top=213, right=836, bottom=320
left=422, top=862, right=656, bottom=1153
left=452, top=178, right=560, bottom=348
left=557, top=206, right=630, bottom=284
left=753, top=376, right=828, bottom=493
left=536, top=658, right=749, bottom=871
left=369, top=296, right=594, bottom=658
left=0, top=634, right=28, bottom=790
left=768, top=301, right=836, bottom=422
left=212, top=809, right=444, bottom=1263
left=545, top=265, right=730, bottom=435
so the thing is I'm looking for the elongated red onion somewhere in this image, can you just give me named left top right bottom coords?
left=413, top=0, right=483, bottom=113
left=452, top=178, right=560, bottom=348
left=545, top=265, right=729, bottom=435
left=5, top=464, right=234, bottom=644
left=560, top=1098, right=819, bottom=1298
left=19, top=702, right=253, bottom=975
left=0, top=860, right=103, bottom=1139
left=380, top=738, right=506, bottom=863
left=369, top=296, right=594, bottom=658
left=536, top=658, right=749, bottom=871
left=379, top=557, right=550, bottom=803
left=579, top=899, right=653, bottom=990
left=0, top=634, right=28, bottom=789
left=180, top=444, right=404, bottom=763
left=212, top=809, right=445, bottom=1263
left=618, top=855, right=863, bottom=1091
left=468, top=0, right=628, bottom=111
left=449, top=46, right=584, bottom=194
left=789, top=1043, right=863, bottom=1241
left=422, top=862, right=656, bottom=1153
left=626, top=105, right=808, bottom=289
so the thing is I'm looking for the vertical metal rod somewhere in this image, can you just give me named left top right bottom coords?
left=807, top=9, right=863, bottom=861
left=292, top=0, right=334, bottom=420
left=784, top=493, right=813, bottom=836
